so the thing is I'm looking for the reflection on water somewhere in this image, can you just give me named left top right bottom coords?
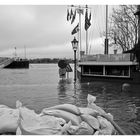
left=0, top=64, right=140, bottom=135
left=57, top=78, right=80, bottom=106
left=57, top=79, right=71, bottom=104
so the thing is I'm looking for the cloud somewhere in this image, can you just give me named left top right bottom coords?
left=26, top=42, right=73, bottom=58
left=0, top=5, right=116, bottom=58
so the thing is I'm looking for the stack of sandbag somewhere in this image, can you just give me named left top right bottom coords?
left=0, top=94, right=124, bottom=135
left=41, top=104, right=94, bottom=135
left=40, top=94, right=117, bottom=135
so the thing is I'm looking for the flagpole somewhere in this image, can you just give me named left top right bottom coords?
left=86, top=28, right=88, bottom=55
left=79, top=5, right=82, bottom=61
left=105, top=5, right=109, bottom=54
left=77, top=26, right=80, bottom=60
left=86, top=5, right=88, bottom=55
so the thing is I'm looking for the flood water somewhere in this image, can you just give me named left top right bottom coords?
left=0, top=64, right=140, bottom=135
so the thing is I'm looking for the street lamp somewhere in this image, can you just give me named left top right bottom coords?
left=71, top=37, right=78, bottom=82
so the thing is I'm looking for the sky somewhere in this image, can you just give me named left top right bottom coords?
left=0, top=0, right=137, bottom=59
left=0, top=5, right=72, bottom=58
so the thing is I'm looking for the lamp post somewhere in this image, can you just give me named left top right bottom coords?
left=71, top=37, right=78, bottom=82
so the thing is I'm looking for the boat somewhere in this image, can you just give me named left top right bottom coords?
left=3, top=57, right=29, bottom=69
left=0, top=47, right=29, bottom=69
left=68, top=5, right=140, bottom=84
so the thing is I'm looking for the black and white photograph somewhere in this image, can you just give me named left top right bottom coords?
left=0, top=0, right=140, bottom=136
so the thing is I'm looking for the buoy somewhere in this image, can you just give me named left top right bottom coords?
left=122, top=83, right=131, bottom=92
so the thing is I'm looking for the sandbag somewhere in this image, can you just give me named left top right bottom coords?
left=87, top=94, right=106, bottom=115
left=40, top=114, right=66, bottom=127
left=0, top=105, right=9, bottom=108
left=17, top=126, right=63, bottom=135
left=18, top=106, right=41, bottom=128
left=17, top=123, right=70, bottom=135
left=97, top=116, right=115, bottom=135
left=87, top=94, right=96, bottom=104
left=66, top=125, right=79, bottom=134
left=41, top=109, right=82, bottom=126
left=74, top=121, right=94, bottom=135
left=17, top=106, right=68, bottom=135
left=80, top=114, right=100, bottom=130
left=94, top=130, right=100, bottom=135
left=0, top=107, right=19, bottom=134
left=79, top=107, right=99, bottom=117
left=44, top=104, right=80, bottom=115
left=67, top=121, right=94, bottom=135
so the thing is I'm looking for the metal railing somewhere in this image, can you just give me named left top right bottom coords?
left=80, top=53, right=135, bottom=62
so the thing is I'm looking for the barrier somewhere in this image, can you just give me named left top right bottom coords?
left=0, top=95, right=126, bottom=135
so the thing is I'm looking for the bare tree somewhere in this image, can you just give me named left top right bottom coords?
left=108, top=5, right=138, bottom=52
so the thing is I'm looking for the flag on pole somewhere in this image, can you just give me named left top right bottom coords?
left=77, top=9, right=84, bottom=15
left=89, top=12, right=91, bottom=21
left=67, top=9, right=70, bottom=21
left=85, top=10, right=91, bottom=31
left=71, top=23, right=79, bottom=35
left=70, top=9, right=73, bottom=20
left=71, top=10, right=76, bottom=24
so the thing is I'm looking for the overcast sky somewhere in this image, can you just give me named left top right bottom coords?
left=0, top=4, right=117, bottom=59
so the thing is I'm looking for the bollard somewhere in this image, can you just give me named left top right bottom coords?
left=122, top=83, right=131, bottom=92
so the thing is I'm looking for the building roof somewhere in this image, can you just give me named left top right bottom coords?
left=78, top=61, right=138, bottom=66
